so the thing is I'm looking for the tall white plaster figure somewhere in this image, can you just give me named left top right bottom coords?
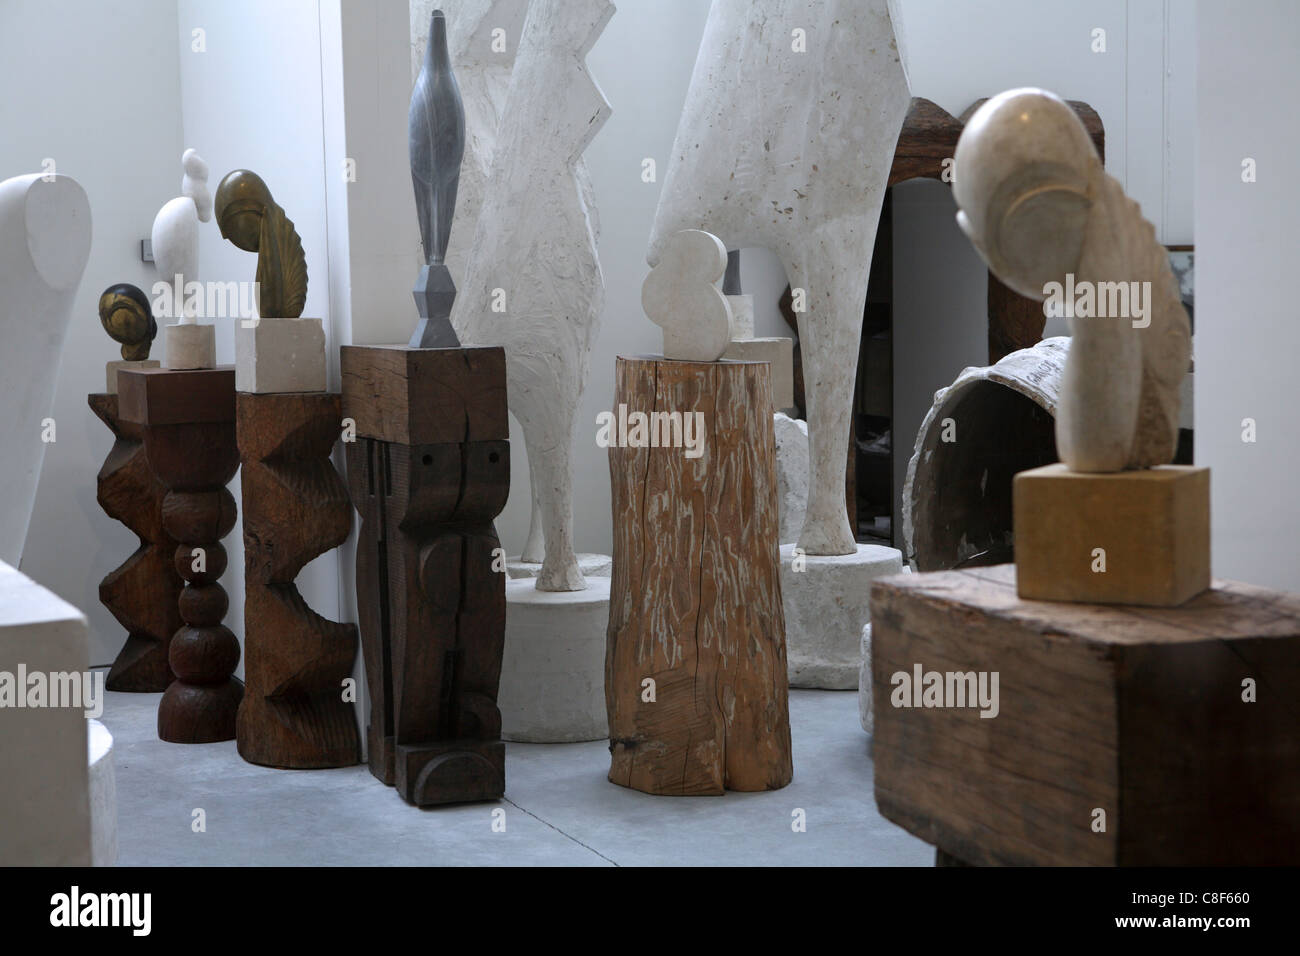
left=952, top=89, right=1190, bottom=471
left=152, top=149, right=211, bottom=323
left=648, top=0, right=911, bottom=555
left=452, top=0, right=613, bottom=592
left=0, top=173, right=92, bottom=565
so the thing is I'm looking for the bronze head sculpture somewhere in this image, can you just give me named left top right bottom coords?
left=214, top=169, right=307, bottom=319
left=98, top=283, right=157, bottom=361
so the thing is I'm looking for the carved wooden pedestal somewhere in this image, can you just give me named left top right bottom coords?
left=606, top=356, right=793, bottom=795
left=119, top=366, right=243, bottom=743
left=88, top=393, right=183, bottom=691
left=341, top=345, right=509, bottom=806
left=235, top=392, right=360, bottom=768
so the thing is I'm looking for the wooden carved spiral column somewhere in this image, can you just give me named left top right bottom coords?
left=119, top=367, right=244, bottom=743
left=235, top=392, right=360, bottom=768
left=606, top=356, right=793, bottom=795
left=88, top=392, right=183, bottom=690
left=342, top=345, right=509, bottom=806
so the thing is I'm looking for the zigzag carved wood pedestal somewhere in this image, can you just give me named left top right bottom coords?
left=119, top=366, right=244, bottom=743
left=342, top=345, right=509, bottom=806
left=88, top=392, right=183, bottom=691
left=235, top=391, right=361, bottom=769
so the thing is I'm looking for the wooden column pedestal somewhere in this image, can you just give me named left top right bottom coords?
left=235, top=392, right=360, bottom=769
left=88, top=393, right=183, bottom=691
left=606, top=356, right=793, bottom=795
left=341, top=345, right=509, bottom=806
left=119, top=366, right=244, bottom=743
left=871, top=565, right=1300, bottom=865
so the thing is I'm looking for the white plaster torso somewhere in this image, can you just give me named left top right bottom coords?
left=452, top=0, right=613, bottom=592
left=0, top=173, right=92, bottom=565
left=151, top=149, right=210, bottom=323
left=648, top=0, right=910, bottom=555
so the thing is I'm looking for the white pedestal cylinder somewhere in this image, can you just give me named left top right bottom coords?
left=779, top=542, right=903, bottom=689
left=505, top=552, right=611, bottom=581
left=498, top=575, right=610, bottom=742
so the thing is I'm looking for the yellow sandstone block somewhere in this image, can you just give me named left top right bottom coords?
left=1013, top=463, right=1210, bottom=606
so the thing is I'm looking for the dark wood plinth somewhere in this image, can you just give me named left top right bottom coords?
left=236, top=391, right=361, bottom=769
left=119, top=366, right=243, bottom=743
left=341, top=344, right=509, bottom=806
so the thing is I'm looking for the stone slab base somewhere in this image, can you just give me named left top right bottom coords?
left=235, top=317, right=327, bottom=393
left=105, top=360, right=159, bottom=395
left=505, top=552, right=612, bottom=581
left=722, top=337, right=794, bottom=410
left=88, top=718, right=117, bottom=866
left=163, top=323, right=216, bottom=370
left=780, top=542, right=903, bottom=689
left=499, top=576, right=610, bottom=742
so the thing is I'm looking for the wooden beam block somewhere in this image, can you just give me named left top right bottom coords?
left=340, top=345, right=507, bottom=445
left=1014, top=463, right=1210, bottom=606
left=117, top=365, right=236, bottom=426
left=236, top=392, right=360, bottom=769
left=606, top=356, right=792, bottom=795
left=871, top=564, right=1300, bottom=865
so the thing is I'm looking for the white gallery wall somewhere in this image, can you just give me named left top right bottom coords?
left=1196, top=0, right=1300, bottom=591
left=8, top=0, right=185, bottom=668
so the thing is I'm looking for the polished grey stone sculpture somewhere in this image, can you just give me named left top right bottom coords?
left=409, top=8, right=466, bottom=349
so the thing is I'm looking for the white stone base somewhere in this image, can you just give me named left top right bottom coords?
left=499, top=576, right=610, bottom=742
left=723, top=337, right=794, bottom=410
left=235, top=316, right=327, bottom=393
left=773, top=413, right=809, bottom=545
left=106, top=360, right=159, bottom=394
left=88, top=718, right=117, bottom=866
left=780, top=542, right=903, bottom=689
left=163, top=323, right=216, bottom=370
left=505, top=552, right=612, bottom=581
left=858, top=623, right=874, bottom=735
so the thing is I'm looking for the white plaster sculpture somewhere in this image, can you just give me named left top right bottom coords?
left=642, top=229, right=732, bottom=361
left=154, top=149, right=215, bottom=368
left=0, top=560, right=92, bottom=864
left=952, top=89, right=1190, bottom=472
left=773, top=412, right=810, bottom=545
left=0, top=173, right=92, bottom=566
left=452, top=0, right=613, bottom=592
left=648, top=0, right=910, bottom=555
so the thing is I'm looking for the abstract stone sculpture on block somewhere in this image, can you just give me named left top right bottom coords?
left=156, top=150, right=216, bottom=369
left=952, top=88, right=1190, bottom=473
left=452, top=0, right=614, bottom=592
left=0, top=172, right=92, bottom=565
left=409, top=8, right=465, bottom=349
left=641, top=228, right=732, bottom=362
left=648, top=0, right=910, bottom=556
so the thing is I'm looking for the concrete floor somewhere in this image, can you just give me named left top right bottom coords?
left=100, top=685, right=932, bottom=866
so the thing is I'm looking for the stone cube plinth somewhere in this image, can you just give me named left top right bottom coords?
left=235, top=317, right=327, bottom=393
left=105, top=359, right=159, bottom=394
left=163, top=323, right=216, bottom=370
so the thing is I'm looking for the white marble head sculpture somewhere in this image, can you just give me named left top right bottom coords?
left=953, top=88, right=1190, bottom=472
left=0, top=173, right=92, bottom=564
left=642, top=229, right=732, bottom=362
left=152, top=148, right=210, bottom=323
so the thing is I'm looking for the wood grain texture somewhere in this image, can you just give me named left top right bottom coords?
left=235, top=392, right=360, bottom=769
left=89, top=393, right=183, bottom=691
left=340, top=345, right=507, bottom=445
left=606, top=357, right=792, bottom=795
left=889, top=97, right=1105, bottom=364
left=343, top=345, right=510, bottom=806
left=871, top=564, right=1300, bottom=866
left=119, top=367, right=244, bottom=744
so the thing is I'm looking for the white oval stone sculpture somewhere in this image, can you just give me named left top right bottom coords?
left=452, top=0, right=614, bottom=592
left=0, top=173, right=92, bottom=565
left=953, top=88, right=1190, bottom=472
left=642, top=228, right=732, bottom=362
left=648, top=0, right=910, bottom=556
left=152, top=148, right=211, bottom=324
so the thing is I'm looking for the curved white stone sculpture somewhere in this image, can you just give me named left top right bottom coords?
left=953, top=89, right=1190, bottom=472
left=452, top=0, right=613, bottom=592
left=0, top=173, right=92, bottom=565
left=642, top=229, right=732, bottom=361
left=152, top=148, right=210, bottom=323
left=648, top=0, right=910, bottom=555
